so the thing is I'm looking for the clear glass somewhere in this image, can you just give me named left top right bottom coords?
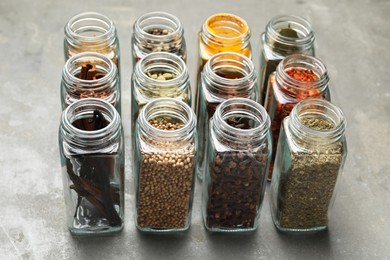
left=58, top=98, right=124, bottom=236
left=61, top=52, right=120, bottom=113
left=196, top=52, right=258, bottom=180
left=195, top=13, right=252, bottom=114
left=134, top=98, right=197, bottom=232
left=265, top=54, right=330, bottom=180
left=132, top=11, right=186, bottom=67
left=64, top=12, right=120, bottom=70
left=259, top=15, right=315, bottom=104
left=202, top=98, right=271, bottom=232
left=270, top=98, right=347, bottom=233
left=131, top=52, right=191, bottom=149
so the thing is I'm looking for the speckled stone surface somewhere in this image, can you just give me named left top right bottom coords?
left=0, top=0, right=389, bottom=259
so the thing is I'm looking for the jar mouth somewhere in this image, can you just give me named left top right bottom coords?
left=134, top=11, right=183, bottom=41
left=266, top=15, right=315, bottom=52
left=65, top=12, right=115, bottom=44
left=205, top=52, right=256, bottom=86
left=138, top=98, right=195, bottom=140
left=202, top=13, right=251, bottom=46
left=276, top=54, right=329, bottom=92
left=135, top=52, right=189, bottom=91
left=290, top=99, right=346, bottom=142
left=63, top=98, right=120, bottom=140
left=63, top=52, right=117, bottom=89
left=214, top=98, right=270, bottom=145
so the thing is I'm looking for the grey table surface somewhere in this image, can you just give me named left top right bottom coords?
left=1, top=0, right=389, bottom=259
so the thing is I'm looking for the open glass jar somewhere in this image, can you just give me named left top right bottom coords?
left=134, top=98, right=197, bottom=232
left=270, top=98, right=347, bottom=233
left=61, top=52, right=120, bottom=113
left=202, top=98, right=271, bottom=232
left=58, top=98, right=124, bottom=236
left=259, top=15, right=315, bottom=104
left=196, top=13, right=251, bottom=112
left=132, top=11, right=186, bottom=67
left=64, top=12, right=120, bottom=70
left=131, top=52, right=191, bottom=148
left=265, top=54, right=330, bottom=180
left=196, top=52, right=258, bottom=179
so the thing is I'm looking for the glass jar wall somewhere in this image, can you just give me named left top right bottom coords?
left=202, top=98, right=271, bottom=232
left=270, top=98, right=347, bottom=233
left=196, top=52, right=258, bottom=179
left=58, top=98, right=124, bottom=236
left=134, top=98, right=196, bottom=232
left=265, top=54, right=330, bottom=180
left=259, top=15, right=315, bottom=104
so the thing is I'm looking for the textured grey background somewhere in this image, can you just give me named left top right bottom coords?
left=0, top=0, right=389, bottom=259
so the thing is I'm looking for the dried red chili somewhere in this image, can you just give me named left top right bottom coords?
left=286, top=68, right=318, bottom=82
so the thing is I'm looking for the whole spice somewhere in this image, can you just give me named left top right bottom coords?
left=203, top=98, right=271, bottom=232
left=66, top=110, right=123, bottom=227
left=137, top=117, right=195, bottom=229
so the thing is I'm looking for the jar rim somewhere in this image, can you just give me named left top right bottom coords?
left=65, top=11, right=116, bottom=44
left=138, top=97, right=196, bottom=138
left=134, top=11, right=183, bottom=40
left=63, top=52, right=117, bottom=87
left=203, top=13, right=251, bottom=42
left=290, top=98, right=346, bottom=142
left=276, top=54, right=329, bottom=92
left=266, top=15, right=315, bottom=46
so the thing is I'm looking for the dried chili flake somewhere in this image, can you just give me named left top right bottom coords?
left=286, top=68, right=318, bottom=82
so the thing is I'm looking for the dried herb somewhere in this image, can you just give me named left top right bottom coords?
left=276, top=117, right=343, bottom=229
left=67, top=111, right=122, bottom=227
left=279, top=24, right=299, bottom=38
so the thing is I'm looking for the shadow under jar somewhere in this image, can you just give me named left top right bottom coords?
left=264, top=54, right=330, bottom=180
left=202, top=98, right=271, bottom=232
left=132, top=11, right=186, bottom=67
left=64, top=12, right=120, bottom=70
left=196, top=52, right=258, bottom=180
left=270, top=98, right=347, bottom=233
left=58, top=98, right=125, bottom=236
left=195, top=13, right=252, bottom=113
left=134, top=98, right=197, bottom=232
left=259, top=15, right=315, bottom=104
left=61, top=52, right=120, bottom=113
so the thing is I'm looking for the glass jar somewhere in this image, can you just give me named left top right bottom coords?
left=196, top=52, right=258, bottom=179
left=58, top=98, right=124, bottom=236
left=259, top=15, right=315, bottom=104
left=61, top=52, right=120, bottom=113
left=134, top=98, right=197, bottom=232
left=195, top=13, right=252, bottom=112
left=265, top=54, right=330, bottom=180
left=64, top=12, right=120, bottom=70
left=132, top=11, right=186, bottom=67
left=270, top=98, right=347, bottom=233
left=202, top=98, right=271, bottom=232
left=131, top=52, right=191, bottom=149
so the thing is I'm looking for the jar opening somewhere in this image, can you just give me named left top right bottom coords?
left=136, top=12, right=182, bottom=40
left=206, top=13, right=249, bottom=40
left=66, top=12, right=114, bottom=42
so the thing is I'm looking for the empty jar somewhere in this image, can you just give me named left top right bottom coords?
left=134, top=98, right=197, bottom=232
left=58, top=98, right=125, bottom=236
left=259, top=15, right=315, bottom=104
left=196, top=52, right=258, bottom=179
left=202, top=98, right=271, bottom=232
left=265, top=54, right=330, bottom=180
left=64, top=12, right=120, bottom=69
left=61, top=52, right=120, bottom=113
left=132, top=11, right=186, bottom=67
left=196, top=13, right=252, bottom=112
left=270, top=98, right=347, bottom=233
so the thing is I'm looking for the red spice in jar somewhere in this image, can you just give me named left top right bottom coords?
left=266, top=68, right=327, bottom=180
